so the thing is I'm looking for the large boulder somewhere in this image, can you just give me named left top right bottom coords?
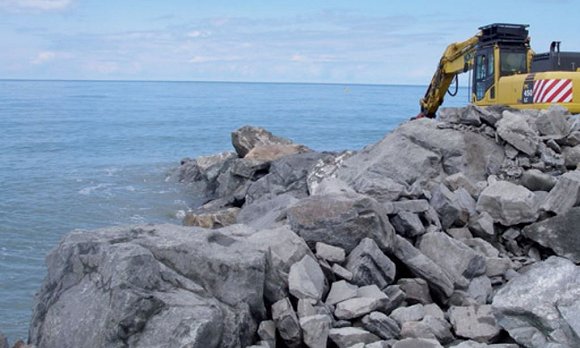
left=231, top=125, right=296, bottom=158
left=29, top=224, right=269, bottom=348
left=496, top=111, right=540, bottom=156
left=335, top=119, right=504, bottom=200
left=287, top=193, right=396, bottom=253
left=492, top=257, right=580, bottom=348
left=522, top=207, right=580, bottom=263
left=540, top=170, right=580, bottom=215
left=476, top=181, right=539, bottom=226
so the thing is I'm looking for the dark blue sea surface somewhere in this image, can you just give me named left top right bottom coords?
left=0, top=80, right=468, bottom=341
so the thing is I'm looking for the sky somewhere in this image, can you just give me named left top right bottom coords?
left=0, top=0, right=578, bottom=85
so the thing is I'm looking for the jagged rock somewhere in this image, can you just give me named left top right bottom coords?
left=519, top=169, right=557, bottom=192
left=536, top=106, right=570, bottom=139
left=397, top=278, right=433, bottom=305
left=329, top=327, right=381, bottom=348
left=182, top=207, right=240, bottom=228
left=562, top=144, right=580, bottom=168
left=462, top=238, right=499, bottom=258
left=358, top=284, right=389, bottom=299
left=393, top=236, right=454, bottom=298
left=383, top=200, right=431, bottom=214
left=476, top=181, right=539, bottom=226
left=231, top=126, right=294, bottom=158
left=448, top=305, right=500, bottom=343
left=384, top=285, right=407, bottom=314
left=424, top=304, right=445, bottom=320
left=430, top=184, right=470, bottom=230
left=445, top=172, right=480, bottom=198
left=362, top=312, right=401, bottom=340
left=246, top=152, right=333, bottom=204
left=306, top=151, right=355, bottom=194
left=297, top=299, right=316, bottom=318
left=466, top=276, right=492, bottom=305
left=539, top=143, right=565, bottom=168
left=332, top=264, right=353, bottom=281
left=366, top=341, right=396, bottom=348
left=391, top=212, right=426, bottom=237
left=522, top=207, right=580, bottom=263
left=272, top=298, right=302, bottom=347
left=456, top=187, right=477, bottom=216
left=288, top=255, right=327, bottom=301
left=447, top=227, right=473, bottom=240
left=287, top=193, right=396, bottom=253
left=566, top=131, right=580, bottom=146
left=245, top=143, right=311, bottom=162
left=485, top=258, right=512, bottom=278
left=493, top=257, right=580, bottom=348
left=257, top=320, right=276, bottom=347
left=345, top=238, right=396, bottom=288
left=325, top=280, right=358, bottom=306
left=29, top=225, right=268, bottom=348
left=316, top=242, right=346, bottom=263
left=390, top=304, right=425, bottom=326
left=417, top=232, right=486, bottom=287
left=541, top=170, right=580, bottom=215
left=334, top=297, right=384, bottom=320
left=178, top=152, right=237, bottom=184
left=496, top=111, right=540, bottom=156
left=450, top=341, right=519, bottom=348
left=336, top=119, right=504, bottom=199
left=421, top=315, right=454, bottom=344
left=237, top=193, right=299, bottom=229
left=299, top=314, right=331, bottom=348
left=392, top=337, right=443, bottom=348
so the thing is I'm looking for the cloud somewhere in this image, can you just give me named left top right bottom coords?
left=1, top=0, right=74, bottom=11
left=31, top=50, right=71, bottom=64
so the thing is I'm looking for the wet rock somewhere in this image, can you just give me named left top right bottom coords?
left=182, top=207, right=240, bottom=229
left=476, top=181, right=539, bottom=226
left=315, top=242, right=346, bottom=263
left=390, top=304, right=425, bottom=326
left=417, top=232, right=486, bottom=286
left=496, top=111, right=540, bottom=156
left=345, top=238, right=396, bottom=288
left=519, top=169, right=557, bottom=191
left=393, top=236, right=454, bottom=298
left=299, top=314, right=331, bottom=348
left=540, top=170, right=580, bottom=215
left=287, top=193, right=396, bottom=253
left=362, top=312, right=401, bottom=340
left=397, top=278, right=433, bottom=305
left=272, top=297, right=302, bottom=347
left=325, top=280, right=358, bottom=306
left=493, top=257, right=580, bottom=348
left=522, top=207, right=580, bottom=263
left=392, top=337, right=443, bottom=348
left=329, top=327, right=381, bottom=348
left=288, top=255, right=327, bottom=301
left=430, top=184, right=469, bottom=230
left=448, top=305, right=500, bottom=343
left=231, top=126, right=294, bottom=158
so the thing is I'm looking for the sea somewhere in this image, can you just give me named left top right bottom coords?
left=0, top=80, right=468, bottom=341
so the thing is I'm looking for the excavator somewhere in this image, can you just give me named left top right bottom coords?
left=419, top=23, right=580, bottom=118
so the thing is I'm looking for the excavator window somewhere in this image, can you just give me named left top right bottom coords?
left=500, top=51, right=527, bottom=75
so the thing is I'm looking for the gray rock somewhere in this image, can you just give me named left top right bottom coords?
left=357, top=284, right=389, bottom=300
left=325, top=280, right=358, bottom=306
left=309, top=176, right=356, bottom=196
left=315, top=242, right=346, bottom=263
left=466, top=276, right=492, bottom=305
left=423, top=304, right=445, bottom=320
left=496, top=111, right=540, bottom=156
left=536, top=106, right=570, bottom=139
left=334, top=297, right=384, bottom=320
left=562, top=145, right=580, bottom=168
left=299, top=314, right=331, bottom=348
left=430, top=184, right=469, bottom=230
left=492, top=257, right=580, bottom=348
left=393, top=236, right=454, bottom=298
left=397, top=278, right=433, bottom=305
left=384, top=285, right=407, bottom=314
left=336, top=119, right=504, bottom=200
left=448, top=305, right=500, bottom=343
left=231, top=125, right=294, bottom=158
left=287, top=193, right=396, bottom=253
left=182, top=207, right=240, bottom=229
left=421, top=315, right=455, bottom=344
left=332, top=264, right=353, bottom=281
left=345, top=238, right=396, bottom=288
left=447, top=227, right=473, bottom=240
left=445, top=172, right=480, bottom=198
left=455, top=187, right=478, bottom=217
left=541, top=170, right=580, bottom=215
left=391, top=212, right=426, bottom=237
left=29, top=224, right=269, bottom=348
left=366, top=341, right=396, bottom=348
left=383, top=200, right=431, bottom=214
left=485, top=257, right=512, bottom=278
left=523, top=207, right=580, bottom=263
left=178, top=151, right=237, bottom=184
left=417, top=232, right=486, bottom=287
left=476, top=181, right=539, bottom=226
left=257, top=320, right=276, bottom=347
left=306, top=151, right=355, bottom=194
left=329, top=327, right=381, bottom=347
left=296, top=299, right=316, bottom=318
left=566, top=130, right=580, bottom=146
left=519, top=169, right=557, bottom=192
left=461, top=238, right=499, bottom=258
left=272, top=297, right=302, bottom=348
left=288, top=255, right=326, bottom=301
left=245, top=143, right=311, bottom=163
left=392, top=338, right=443, bottom=348
left=362, top=312, right=401, bottom=340
left=399, top=320, right=439, bottom=341
left=237, top=193, right=299, bottom=229
left=390, top=304, right=425, bottom=326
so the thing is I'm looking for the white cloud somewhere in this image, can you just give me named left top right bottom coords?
left=187, top=30, right=211, bottom=38
left=1, top=0, right=74, bottom=11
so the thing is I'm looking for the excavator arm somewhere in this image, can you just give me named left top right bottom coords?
left=419, top=34, right=481, bottom=118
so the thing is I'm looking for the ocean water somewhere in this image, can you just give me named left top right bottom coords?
left=0, top=80, right=468, bottom=341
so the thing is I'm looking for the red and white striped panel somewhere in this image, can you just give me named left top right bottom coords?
left=533, top=79, right=573, bottom=103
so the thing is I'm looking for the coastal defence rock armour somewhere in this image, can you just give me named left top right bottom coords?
left=30, top=105, right=580, bottom=347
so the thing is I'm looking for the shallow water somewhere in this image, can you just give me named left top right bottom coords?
left=0, top=80, right=468, bottom=341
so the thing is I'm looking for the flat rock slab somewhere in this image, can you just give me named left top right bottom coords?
left=448, top=305, right=500, bottom=343
left=362, top=311, right=401, bottom=340
left=492, top=256, right=580, bottom=348
left=334, top=297, right=383, bottom=320
left=325, top=280, right=358, bottom=306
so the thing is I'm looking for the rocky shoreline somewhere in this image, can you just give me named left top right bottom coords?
left=15, top=105, right=580, bottom=347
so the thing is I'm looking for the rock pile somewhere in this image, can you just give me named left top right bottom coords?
left=29, top=105, right=580, bottom=348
